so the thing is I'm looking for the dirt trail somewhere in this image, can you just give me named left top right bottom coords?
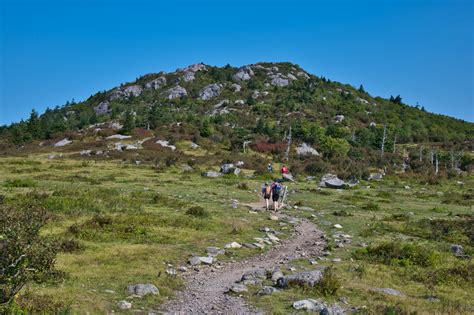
left=162, top=204, right=325, bottom=314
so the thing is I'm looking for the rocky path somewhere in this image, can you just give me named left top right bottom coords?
left=162, top=208, right=325, bottom=314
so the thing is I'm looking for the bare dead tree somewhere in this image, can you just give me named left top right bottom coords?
left=419, top=146, right=423, bottom=162
left=381, top=124, right=387, bottom=157
left=243, top=141, right=252, bottom=153
left=392, top=133, right=397, bottom=154
left=435, top=152, right=439, bottom=174
left=284, top=126, right=292, bottom=162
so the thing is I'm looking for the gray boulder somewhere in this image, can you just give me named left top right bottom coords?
left=375, top=287, right=405, bottom=297
left=231, top=83, right=241, bottom=92
left=241, top=268, right=267, bottom=281
left=94, top=101, right=110, bottom=115
left=450, top=244, right=463, bottom=255
left=145, top=76, right=166, bottom=89
left=127, top=283, right=159, bottom=297
left=321, top=303, right=347, bottom=315
left=54, top=138, right=72, bottom=147
left=122, top=85, right=143, bottom=97
left=257, top=286, right=279, bottom=296
left=199, top=83, right=222, bottom=100
left=220, top=163, right=241, bottom=175
left=368, top=173, right=383, bottom=181
left=270, top=74, right=289, bottom=87
left=229, top=283, right=248, bottom=293
left=117, top=300, right=132, bottom=310
left=183, top=71, right=195, bottom=82
left=166, top=86, right=187, bottom=99
left=202, top=171, right=223, bottom=178
left=296, top=143, right=320, bottom=156
left=179, top=63, right=207, bottom=73
left=277, top=269, right=323, bottom=288
left=282, top=173, right=295, bottom=182
left=233, top=66, right=254, bottom=81
left=189, top=256, right=215, bottom=265
left=292, top=299, right=327, bottom=311
left=319, top=174, right=349, bottom=189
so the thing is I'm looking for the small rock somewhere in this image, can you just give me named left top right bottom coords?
left=450, top=244, right=463, bottom=255
left=293, top=299, right=326, bottom=311
left=375, top=287, right=405, bottom=297
left=270, top=215, right=279, bottom=221
left=257, top=286, right=278, bottom=296
left=334, top=224, right=343, bottom=229
left=225, top=242, right=242, bottom=249
left=117, top=300, right=132, bottom=310
left=229, top=283, right=248, bottom=293
left=127, top=284, right=159, bottom=297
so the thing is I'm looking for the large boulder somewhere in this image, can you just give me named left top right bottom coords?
left=166, top=86, right=187, bottom=99
left=127, top=283, right=159, bottom=297
left=54, top=138, right=72, bottom=147
left=145, top=76, right=166, bottom=89
left=178, top=63, right=207, bottom=73
left=270, top=74, right=289, bottom=87
left=277, top=269, right=323, bottom=288
left=220, top=163, right=241, bottom=175
left=202, top=171, right=223, bottom=178
left=319, top=174, right=350, bottom=189
left=199, top=83, right=222, bottom=100
left=296, top=143, right=320, bottom=156
left=233, top=65, right=254, bottom=81
left=368, top=173, right=383, bottom=181
left=94, top=101, right=110, bottom=115
left=293, top=299, right=327, bottom=311
left=183, top=71, right=195, bottom=82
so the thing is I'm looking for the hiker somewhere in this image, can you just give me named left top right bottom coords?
left=271, top=179, right=283, bottom=211
left=267, top=163, right=273, bottom=173
left=281, top=165, right=289, bottom=175
left=261, top=182, right=272, bottom=210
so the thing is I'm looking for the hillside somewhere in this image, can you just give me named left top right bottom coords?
left=1, top=62, right=472, bottom=176
left=0, top=62, right=473, bottom=313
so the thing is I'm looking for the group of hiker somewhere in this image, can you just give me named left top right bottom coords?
left=261, top=164, right=290, bottom=211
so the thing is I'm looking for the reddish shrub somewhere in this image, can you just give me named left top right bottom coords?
left=251, top=141, right=286, bottom=154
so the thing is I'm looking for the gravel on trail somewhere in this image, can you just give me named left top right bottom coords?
left=161, top=211, right=325, bottom=314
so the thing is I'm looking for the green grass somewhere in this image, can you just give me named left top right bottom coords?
left=0, top=156, right=472, bottom=314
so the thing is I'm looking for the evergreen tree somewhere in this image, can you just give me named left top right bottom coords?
left=27, top=109, right=41, bottom=138
left=358, top=84, right=365, bottom=93
left=121, top=110, right=135, bottom=134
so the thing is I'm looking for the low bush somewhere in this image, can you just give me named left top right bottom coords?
left=186, top=206, right=209, bottom=218
left=316, top=267, right=341, bottom=296
left=333, top=210, right=352, bottom=217
left=354, top=242, right=440, bottom=267
left=362, top=201, right=381, bottom=211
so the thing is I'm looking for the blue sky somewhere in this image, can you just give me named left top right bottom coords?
left=1, top=0, right=473, bottom=125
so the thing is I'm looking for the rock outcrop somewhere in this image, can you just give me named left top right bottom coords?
left=199, top=84, right=222, bottom=100
left=94, top=101, right=110, bottom=115
left=166, top=86, right=187, bottom=99
left=296, top=143, right=320, bottom=156
left=145, top=76, right=166, bottom=90
left=233, top=65, right=254, bottom=81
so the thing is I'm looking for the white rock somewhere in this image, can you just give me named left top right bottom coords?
left=334, top=224, right=343, bottom=229
left=156, top=140, right=176, bottom=151
left=225, top=242, right=242, bottom=249
left=106, top=134, right=132, bottom=140
left=117, top=300, right=132, bottom=310
left=54, top=138, right=72, bottom=147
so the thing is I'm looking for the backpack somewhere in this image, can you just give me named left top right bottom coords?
left=265, top=186, right=272, bottom=195
left=272, top=183, right=282, bottom=195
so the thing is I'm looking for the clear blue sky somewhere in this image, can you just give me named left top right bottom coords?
left=1, top=0, right=473, bottom=125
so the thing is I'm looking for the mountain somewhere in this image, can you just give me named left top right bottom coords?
left=1, top=62, right=472, bottom=175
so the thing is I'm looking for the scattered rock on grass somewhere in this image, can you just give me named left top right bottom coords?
left=118, top=300, right=132, bottom=309
left=127, top=284, right=159, bottom=297
left=277, top=269, right=323, bottom=288
left=225, top=242, right=242, bottom=249
left=229, top=283, right=248, bottom=293
left=293, top=299, right=327, bottom=311
left=450, top=244, right=464, bottom=256
left=374, top=287, right=405, bottom=297
left=258, top=286, right=279, bottom=296
left=202, top=171, right=223, bottom=178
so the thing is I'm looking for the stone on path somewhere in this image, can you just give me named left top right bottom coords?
left=229, top=283, right=248, bottom=293
left=277, top=269, right=324, bottom=288
left=257, top=286, right=278, bottom=296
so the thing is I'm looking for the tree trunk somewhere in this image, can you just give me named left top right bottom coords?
left=381, top=125, right=387, bottom=157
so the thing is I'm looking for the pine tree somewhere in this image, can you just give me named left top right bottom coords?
left=121, top=110, right=135, bottom=134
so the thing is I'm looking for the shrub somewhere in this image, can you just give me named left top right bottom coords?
left=0, top=203, right=58, bottom=306
left=58, top=238, right=84, bottom=253
left=316, top=267, right=341, bottom=296
left=237, top=182, right=249, bottom=190
left=333, top=210, right=352, bottom=217
left=354, top=242, right=439, bottom=267
left=186, top=206, right=209, bottom=218
left=362, top=201, right=380, bottom=211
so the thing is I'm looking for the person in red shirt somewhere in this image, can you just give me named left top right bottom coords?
left=281, top=165, right=289, bottom=175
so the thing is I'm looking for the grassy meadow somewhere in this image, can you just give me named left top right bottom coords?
left=0, top=154, right=472, bottom=314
